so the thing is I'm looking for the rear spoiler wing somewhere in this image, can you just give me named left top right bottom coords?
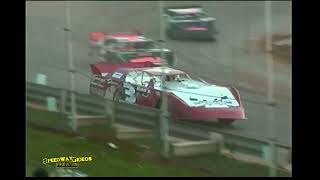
left=90, top=61, right=156, bottom=76
left=89, top=32, right=106, bottom=42
left=89, top=30, right=143, bottom=42
left=117, top=30, right=142, bottom=36
left=163, top=5, right=202, bottom=14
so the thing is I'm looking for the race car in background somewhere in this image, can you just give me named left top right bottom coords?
left=163, top=6, right=217, bottom=40
left=89, top=31, right=176, bottom=66
left=89, top=60, right=245, bottom=125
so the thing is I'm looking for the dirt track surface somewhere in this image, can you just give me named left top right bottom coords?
left=26, top=1, right=291, bottom=145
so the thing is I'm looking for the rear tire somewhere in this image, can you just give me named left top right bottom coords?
left=218, top=119, right=234, bottom=126
left=165, top=51, right=176, bottom=67
left=166, top=29, right=176, bottom=40
left=165, top=29, right=171, bottom=39
left=155, top=100, right=162, bottom=109
left=112, top=89, right=123, bottom=102
left=209, top=35, right=216, bottom=42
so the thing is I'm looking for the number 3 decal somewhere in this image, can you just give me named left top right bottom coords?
left=123, top=82, right=136, bottom=104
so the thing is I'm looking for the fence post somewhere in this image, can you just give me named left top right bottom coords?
left=105, top=99, right=115, bottom=129
left=159, top=96, right=170, bottom=159
left=154, top=110, right=161, bottom=139
left=209, top=132, right=224, bottom=154
left=60, top=89, right=67, bottom=114
left=288, top=148, right=291, bottom=164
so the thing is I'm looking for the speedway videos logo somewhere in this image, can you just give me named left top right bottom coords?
left=42, top=156, right=93, bottom=168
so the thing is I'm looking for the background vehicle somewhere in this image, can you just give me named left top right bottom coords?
left=89, top=62, right=245, bottom=125
left=89, top=31, right=176, bottom=66
left=163, top=5, right=217, bottom=40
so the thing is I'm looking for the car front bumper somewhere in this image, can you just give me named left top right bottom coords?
left=172, top=106, right=246, bottom=121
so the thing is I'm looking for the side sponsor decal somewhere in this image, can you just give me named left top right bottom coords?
left=112, top=72, right=123, bottom=79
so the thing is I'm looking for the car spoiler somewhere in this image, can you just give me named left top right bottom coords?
left=163, top=5, right=202, bottom=14
left=111, top=30, right=142, bottom=36
left=90, top=60, right=158, bottom=76
left=89, top=30, right=143, bottom=42
left=89, top=32, right=106, bottom=42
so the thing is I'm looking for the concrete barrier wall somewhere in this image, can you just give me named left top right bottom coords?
left=114, top=124, right=155, bottom=140
left=171, top=132, right=224, bottom=157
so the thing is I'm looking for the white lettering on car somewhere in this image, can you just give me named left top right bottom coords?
left=136, top=85, right=147, bottom=93
left=112, top=72, right=123, bottom=79
left=123, top=82, right=136, bottom=104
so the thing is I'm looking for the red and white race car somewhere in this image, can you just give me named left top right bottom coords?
left=89, top=60, right=246, bottom=125
left=88, top=31, right=175, bottom=66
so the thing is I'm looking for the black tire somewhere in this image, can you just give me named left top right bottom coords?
left=208, top=34, right=216, bottom=42
left=218, top=119, right=235, bottom=126
left=165, top=51, right=176, bottom=67
left=112, top=89, right=123, bottom=102
left=166, top=29, right=177, bottom=40
left=156, top=100, right=175, bottom=128
left=155, top=100, right=162, bottom=109
left=165, top=29, right=171, bottom=39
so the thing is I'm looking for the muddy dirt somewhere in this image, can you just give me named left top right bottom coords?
left=256, top=34, right=291, bottom=65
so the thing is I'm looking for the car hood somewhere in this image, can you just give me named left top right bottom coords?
left=161, top=81, right=240, bottom=108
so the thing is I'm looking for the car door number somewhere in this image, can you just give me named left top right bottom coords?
left=123, top=82, right=137, bottom=104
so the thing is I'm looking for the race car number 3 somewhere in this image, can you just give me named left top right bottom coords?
left=123, top=82, right=136, bottom=104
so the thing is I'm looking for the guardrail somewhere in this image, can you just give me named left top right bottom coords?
left=26, top=82, right=291, bottom=165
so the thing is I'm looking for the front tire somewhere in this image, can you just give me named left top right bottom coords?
left=155, top=100, right=162, bottom=109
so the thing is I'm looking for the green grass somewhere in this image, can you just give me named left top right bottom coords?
left=26, top=107, right=290, bottom=177
left=77, top=124, right=116, bottom=137
left=26, top=107, right=71, bottom=131
left=26, top=107, right=206, bottom=176
left=26, top=127, right=206, bottom=176
left=26, top=107, right=114, bottom=136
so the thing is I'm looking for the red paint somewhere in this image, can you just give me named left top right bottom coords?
left=89, top=31, right=141, bottom=42
left=136, top=85, right=160, bottom=107
left=129, top=57, right=162, bottom=63
left=110, top=33, right=140, bottom=41
left=184, top=27, right=208, bottom=31
left=185, top=106, right=245, bottom=120
left=90, top=60, right=158, bottom=76
left=89, top=32, right=106, bottom=41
